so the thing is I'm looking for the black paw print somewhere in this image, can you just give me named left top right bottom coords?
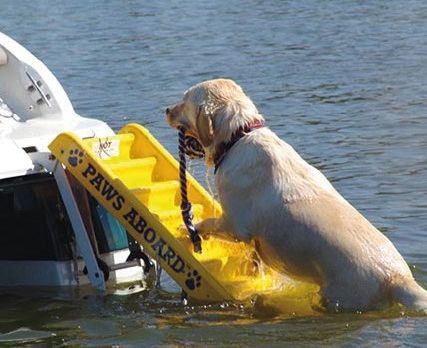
left=68, top=149, right=84, bottom=167
left=185, top=270, right=201, bottom=290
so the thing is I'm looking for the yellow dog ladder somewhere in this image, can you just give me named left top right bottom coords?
left=49, top=123, right=317, bottom=307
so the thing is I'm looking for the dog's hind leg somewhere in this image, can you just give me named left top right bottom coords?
left=392, top=277, right=427, bottom=312
left=320, top=276, right=385, bottom=312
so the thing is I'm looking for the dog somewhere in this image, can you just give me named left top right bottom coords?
left=166, top=78, right=427, bottom=312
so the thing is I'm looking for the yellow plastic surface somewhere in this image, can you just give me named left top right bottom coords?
left=49, top=123, right=318, bottom=310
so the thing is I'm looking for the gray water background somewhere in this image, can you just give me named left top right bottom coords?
left=1, top=0, right=427, bottom=346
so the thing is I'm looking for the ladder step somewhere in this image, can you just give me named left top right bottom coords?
left=132, top=181, right=179, bottom=211
left=108, top=157, right=157, bottom=186
left=152, top=204, right=204, bottom=225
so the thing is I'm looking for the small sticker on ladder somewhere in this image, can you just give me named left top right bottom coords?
left=92, top=138, right=120, bottom=159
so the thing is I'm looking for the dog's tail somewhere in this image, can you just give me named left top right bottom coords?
left=392, top=277, right=427, bottom=312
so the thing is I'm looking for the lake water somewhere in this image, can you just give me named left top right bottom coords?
left=2, top=0, right=427, bottom=346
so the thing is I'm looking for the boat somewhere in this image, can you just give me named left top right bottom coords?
left=0, top=32, right=149, bottom=291
left=0, top=32, right=318, bottom=313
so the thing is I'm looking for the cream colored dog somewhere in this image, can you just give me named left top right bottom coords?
left=166, top=78, right=427, bottom=312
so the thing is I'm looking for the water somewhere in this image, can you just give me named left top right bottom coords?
left=2, top=0, right=427, bottom=346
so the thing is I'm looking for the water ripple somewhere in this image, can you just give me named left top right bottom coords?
left=1, top=0, right=427, bottom=346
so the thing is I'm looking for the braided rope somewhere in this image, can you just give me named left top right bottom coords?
left=183, top=134, right=205, bottom=159
left=178, top=127, right=202, bottom=253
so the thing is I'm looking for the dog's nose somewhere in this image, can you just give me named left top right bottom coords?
left=165, top=107, right=170, bottom=114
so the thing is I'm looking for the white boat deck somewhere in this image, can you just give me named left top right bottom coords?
left=0, top=31, right=147, bottom=291
left=0, top=32, right=112, bottom=178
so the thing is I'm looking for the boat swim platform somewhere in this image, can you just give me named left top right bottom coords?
left=49, top=123, right=318, bottom=309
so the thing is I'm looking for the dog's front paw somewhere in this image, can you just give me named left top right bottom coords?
left=178, top=224, right=189, bottom=236
left=178, top=224, right=210, bottom=241
left=194, top=222, right=211, bottom=240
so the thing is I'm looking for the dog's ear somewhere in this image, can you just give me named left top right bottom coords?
left=196, top=105, right=214, bottom=147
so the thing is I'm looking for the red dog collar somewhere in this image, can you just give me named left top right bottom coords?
left=213, top=120, right=264, bottom=174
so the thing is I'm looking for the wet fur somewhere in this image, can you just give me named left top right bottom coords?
left=166, top=78, right=427, bottom=312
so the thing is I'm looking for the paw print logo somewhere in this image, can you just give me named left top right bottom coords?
left=68, top=149, right=84, bottom=167
left=185, top=270, right=201, bottom=290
